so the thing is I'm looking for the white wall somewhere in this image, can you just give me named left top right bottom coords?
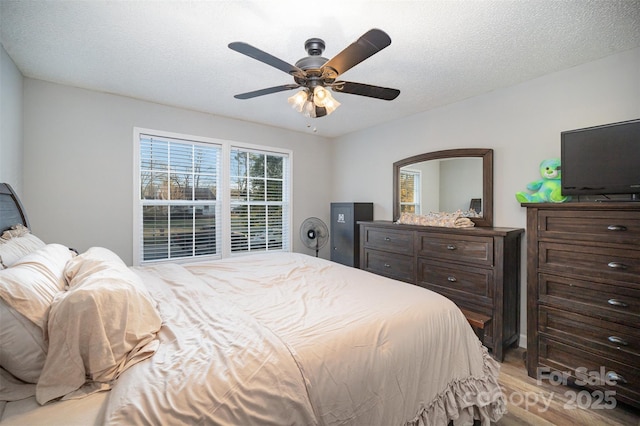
left=330, top=47, right=640, bottom=346
left=0, top=44, right=23, bottom=196
left=16, top=46, right=640, bottom=345
left=23, top=79, right=332, bottom=264
left=440, top=158, right=482, bottom=212
left=419, top=161, right=439, bottom=213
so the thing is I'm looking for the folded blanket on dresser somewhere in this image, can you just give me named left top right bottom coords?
left=397, top=211, right=475, bottom=228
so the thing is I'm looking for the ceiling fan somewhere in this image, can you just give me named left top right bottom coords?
left=228, top=29, right=400, bottom=118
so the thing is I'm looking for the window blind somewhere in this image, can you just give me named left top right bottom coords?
left=136, top=130, right=291, bottom=264
left=229, top=147, right=290, bottom=253
left=139, top=134, right=221, bottom=262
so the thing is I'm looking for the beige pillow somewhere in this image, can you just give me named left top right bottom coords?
left=0, top=233, right=46, bottom=268
left=0, top=299, right=47, bottom=384
left=0, top=244, right=74, bottom=330
left=36, top=247, right=161, bottom=404
left=0, top=366, right=37, bottom=402
left=0, top=244, right=75, bottom=384
left=64, top=245, right=130, bottom=284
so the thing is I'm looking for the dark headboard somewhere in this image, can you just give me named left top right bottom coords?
left=0, top=183, right=29, bottom=233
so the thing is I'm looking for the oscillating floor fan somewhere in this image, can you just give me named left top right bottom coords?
left=300, top=217, right=329, bottom=257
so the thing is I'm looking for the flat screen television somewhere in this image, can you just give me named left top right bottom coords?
left=561, top=118, right=640, bottom=200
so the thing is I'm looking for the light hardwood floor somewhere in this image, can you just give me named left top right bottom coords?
left=495, top=347, right=639, bottom=425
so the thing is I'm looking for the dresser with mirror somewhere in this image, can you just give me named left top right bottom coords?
left=359, top=148, right=524, bottom=361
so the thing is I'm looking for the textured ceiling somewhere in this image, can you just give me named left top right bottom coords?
left=1, top=0, right=639, bottom=138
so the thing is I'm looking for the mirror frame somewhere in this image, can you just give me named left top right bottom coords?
left=393, top=148, right=494, bottom=227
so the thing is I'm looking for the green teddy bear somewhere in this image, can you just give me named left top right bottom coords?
left=516, top=158, right=571, bottom=203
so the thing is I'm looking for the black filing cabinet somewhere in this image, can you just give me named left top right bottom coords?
left=330, top=202, right=373, bottom=267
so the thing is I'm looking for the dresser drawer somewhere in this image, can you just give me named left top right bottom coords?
left=417, top=232, right=493, bottom=266
left=360, top=221, right=523, bottom=363
left=539, top=242, right=640, bottom=283
left=539, top=273, right=640, bottom=325
left=362, top=248, right=415, bottom=283
left=538, top=210, right=640, bottom=245
left=539, top=306, right=640, bottom=361
left=538, top=338, right=640, bottom=407
left=362, top=226, right=414, bottom=255
left=417, top=259, right=493, bottom=306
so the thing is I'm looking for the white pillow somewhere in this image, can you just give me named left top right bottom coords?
left=0, top=244, right=75, bottom=384
left=0, top=233, right=46, bottom=268
left=0, top=299, right=47, bottom=384
left=0, top=244, right=75, bottom=330
left=36, top=247, right=161, bottom=404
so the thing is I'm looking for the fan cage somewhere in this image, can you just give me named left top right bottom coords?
left=300, top=217, right=328, bottom=255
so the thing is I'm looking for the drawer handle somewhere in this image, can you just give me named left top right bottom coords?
left=446, top=244, right=457, bottom=250
left=384, top=237, right=391, bottom=241
left=608, top=336, right=629, bottom=346
left=606, top=372, right=628, bottom=384
left=607, top=225, right=627, bottom=232
left=384, top=263, right=391, bottom=268
left=447, top=276, right=457, bottom=282
left=607, top=261, right=628, bottom=270
left=607, top=299, right=629, bottom=308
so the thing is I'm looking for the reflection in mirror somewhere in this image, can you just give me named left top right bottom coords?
left=399, top=158, right=483, bottom=215
left=393, top=148, right=493, bottom=227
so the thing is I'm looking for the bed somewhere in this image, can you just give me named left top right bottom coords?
left=0, top=182, right=505, bottom=425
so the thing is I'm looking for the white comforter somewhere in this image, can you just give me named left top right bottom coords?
left=104, top=252, right=505, bottom=425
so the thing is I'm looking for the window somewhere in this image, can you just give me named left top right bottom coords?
left=399, top=169, right=421, bottom=214
left=134, top=129, right=291, bottom=264
left=229, top=148, right=288, bottom=253
left=137, top=134, right=221, bottom=262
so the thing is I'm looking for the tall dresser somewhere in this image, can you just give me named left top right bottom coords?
left=359, top=221, right=523, bottom=361
left=524, top=203, right=640, bottom=409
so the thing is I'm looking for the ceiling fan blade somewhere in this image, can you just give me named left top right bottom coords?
left=229, top=42, right=305, bottom=77
left=331, top=81, right=400, bottom=100
left=234, top=84, right=300, bottom=99
left=322, top=29, right=392, bottom=76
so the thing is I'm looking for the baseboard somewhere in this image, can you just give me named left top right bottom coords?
left=518, top=333, right=526, bottom=348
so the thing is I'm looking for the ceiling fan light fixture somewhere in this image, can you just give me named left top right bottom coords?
left=302, top=97, right=317, bottom=118
left=288, top=88, right=334, bottom=118
left=312, top=86, right=329, bottom=106
left=312, top=86, right=340, bottom=115
left=288, top=90, right=308, bottom=112
left=323, top=96, right=340, bottom=115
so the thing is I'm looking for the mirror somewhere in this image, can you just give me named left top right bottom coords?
left=393, top=148, right=493, bottom=227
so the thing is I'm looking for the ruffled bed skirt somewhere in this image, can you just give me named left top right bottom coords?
left=408, top=344, right=507, bottom=426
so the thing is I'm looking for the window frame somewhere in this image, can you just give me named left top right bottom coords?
left=399, top=168, right=422, bottom=214
left=133, top=127, right=292, bottom=266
